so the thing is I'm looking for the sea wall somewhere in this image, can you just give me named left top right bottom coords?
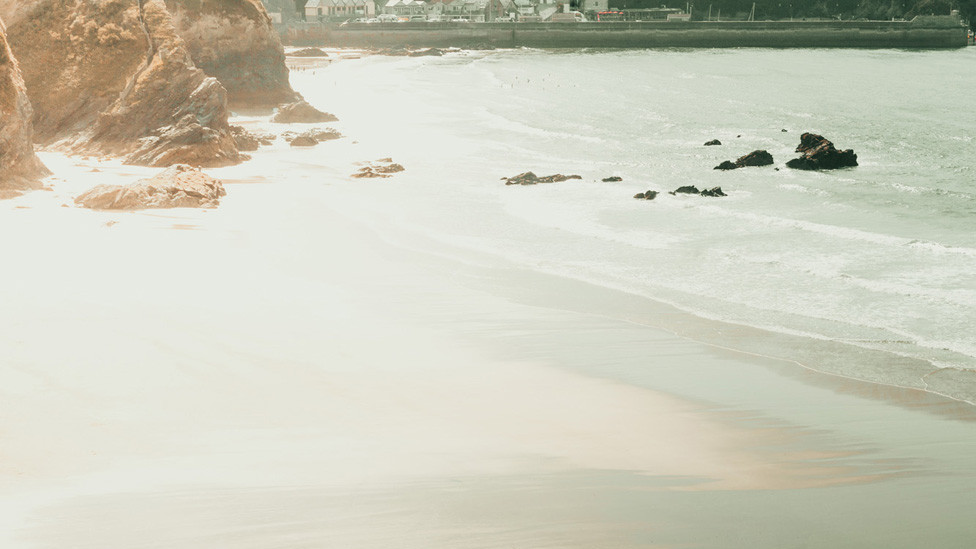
left=282, top=17, right=968, bottom=49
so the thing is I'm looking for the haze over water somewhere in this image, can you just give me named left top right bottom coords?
left=290, top=47, right=976, bottom=403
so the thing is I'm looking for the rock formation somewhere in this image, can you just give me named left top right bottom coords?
left=272, top=100, right=338, bottom=123
left=1, top=0, right=242, bottom=168
left=704, top=139, right=722, bottom=146
left=74, top=164, right=225, bottom=209
left=352, top=158, right=405, bottom=179
left=669, top=185, right=726, bottom=197
left=602, top=176, right=623, bottom=182
left=633, top=190, right=658, bottom=200
left=163, top=0, right=297, bottom=108
left=0, top=17, right=48, bottom=194
left=786, top=133, right=858, bottom=170
left=502, top=172, right=583, bottom=185
left=714, top=150, right=774, bottom=170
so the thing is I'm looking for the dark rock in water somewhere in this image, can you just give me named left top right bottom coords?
left=633, top=190, right=658, bottom=200
left=670, top=185, right=700, bottom=195
left=74, top=165, right=225, bottom=210
left=703, top=139, right=722, bottom=146
left=272, top=100, right=338, bottom=123
left=290, top=135, right=318, bottom=147
left=786, top=133, right=858, bottom=170
left=700, top=186, right=726, bottom=197
left=290, top=47, right=328, bottom=57
left=714, top=161, right=737, bottom=171
left=602, top=176, right=623, bottom=182
left=503, top=172, right=583, bottom=185
left=735, top=150, right=774, bottom=167
left=781, top=128, right=789, bottom=132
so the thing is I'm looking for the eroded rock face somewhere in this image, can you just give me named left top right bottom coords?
left=2, top=0, right=241, bottom=167
left=164, top=0, right=297, bottom=108
left=0, top=17, right=48, bottom=193
left=74, top=164, right=226, bottom=209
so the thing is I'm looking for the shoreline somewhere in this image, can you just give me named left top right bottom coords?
left=280, top=16, right=970, bottom=49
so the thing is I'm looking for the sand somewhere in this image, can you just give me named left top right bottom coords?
left=2, top=147, right=976, bottom=548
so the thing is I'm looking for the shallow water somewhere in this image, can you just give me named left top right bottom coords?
left=282, top=47, right=976, bottom=402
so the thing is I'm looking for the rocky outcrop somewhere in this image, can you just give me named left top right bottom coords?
left=786, top=133, right=858, bottom=170
left=74, top=164, right=225, bottom=209
left=289, top=47, right=328, bottom=57
left=163, top=0, right=297, bottom=108
left=351, top=158, right=405, bottom=179
left=669, top=185, right=726, bottom=197
left=503, top=172, right=583, bottom=185
left=714, top=150, right=774, bottom=170
left=2, top=0, right=242, bottom=168
left=633, top=190, right=658, bottom=200
left=0, top=17, right=48, bottom=194
left=272, top=100, right=338, bottom=123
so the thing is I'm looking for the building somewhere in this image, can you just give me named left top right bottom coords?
left=305, top=0, right=376, bottom=20
left=383, top=0, right=428, bottom=16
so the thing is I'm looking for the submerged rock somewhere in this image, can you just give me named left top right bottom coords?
left=703, top=139, right=722, bottom=146
left=74, top=165, right=226, bottom=210
left=671, top=185, right=700, bottom=195
left=669, top=185, right=727, bottom=197
left=633, top=190, right=659, bottom=200
left=0, top=19, right=49, bottom=195
left=786, top=133, right=858, bottom=170
left=272, top=100, right=338, bottom=123
left=602, top=176, right=623, bottom=182
left=503, top=172, right=583, bottom=185
left=700, top=186, right=726, bottom=197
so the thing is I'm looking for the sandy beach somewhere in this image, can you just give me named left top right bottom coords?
left=3, top=48, right=976, bottom=548
left=2, top=148, right=975, bottom=548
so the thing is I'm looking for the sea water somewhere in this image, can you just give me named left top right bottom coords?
left=278, top=47, right=976, bottom=403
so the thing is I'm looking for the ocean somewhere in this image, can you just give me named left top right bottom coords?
left=275, top=46, right=976, bottom=404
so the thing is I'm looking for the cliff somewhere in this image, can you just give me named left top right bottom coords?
left=164, top=0, right=297, bottom=109
left=0, top=17, right=47, bottom=193
left=1, top=0, right=242, bottom=167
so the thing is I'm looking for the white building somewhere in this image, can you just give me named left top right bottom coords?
left=305, top=0, right=376, bottom=20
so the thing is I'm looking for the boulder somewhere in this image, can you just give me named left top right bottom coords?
left=602, top=176, right=623, bottom=182
left=230, top=125, right=261, bottom=151
left=290, top=135, right=318, bottom=147
left=633, top=190, right=658, bottom=200
left=289, top=47, right=328, bottom=57
left=734, top=150, right=774, bottom=167
left=0, top=18, right=49, bottom=195
left=703, top=139, right=722, bottom=146
left=503, top=172, right=583, bottom=185
left=1, top=0, right=242, bottom=168
left=272, top=100, right=339, bottom=123
left=352, top=159, right=404, bottom=179
left=700, top=186, right=726, bottom=197
left=671, top=185, right=700, bottom=195
left=786, top=133, right=858, bottom=170
left=74, top=165, right=225, bottom=210
left=163, top=0, right=298, bottom=108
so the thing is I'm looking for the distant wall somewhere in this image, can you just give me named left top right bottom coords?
left=280, top=17, right=969, bottom=48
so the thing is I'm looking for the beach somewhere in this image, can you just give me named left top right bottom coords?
left=2, top=47, right=976, bottom=547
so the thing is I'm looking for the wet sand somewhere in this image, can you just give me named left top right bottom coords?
left=2, top=149, right=976, bottom=548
